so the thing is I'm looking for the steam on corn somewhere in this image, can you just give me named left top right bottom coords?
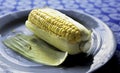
left=25, top=8, right=91, bottom=55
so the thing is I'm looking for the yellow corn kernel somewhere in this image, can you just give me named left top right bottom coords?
left=28, top=8, right=81, bottom=43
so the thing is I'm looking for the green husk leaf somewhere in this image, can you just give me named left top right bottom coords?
left=3, top=34, right=68, bottom=66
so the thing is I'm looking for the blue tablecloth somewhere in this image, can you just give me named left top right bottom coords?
left=0, top=0, right=120, bottom=73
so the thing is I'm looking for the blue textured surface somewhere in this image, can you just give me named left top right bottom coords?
left=0, top=0, right=120, bottom=73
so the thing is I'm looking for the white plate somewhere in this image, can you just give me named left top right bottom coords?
left=0, top=9, right=116, bottom=73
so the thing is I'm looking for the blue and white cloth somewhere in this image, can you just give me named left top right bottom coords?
left=0, top=0, right=120, bottom=73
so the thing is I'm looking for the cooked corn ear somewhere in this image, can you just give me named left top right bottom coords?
left=26, top=8, right=91, bottom=55
left=28, top=9, right=81, bottom=43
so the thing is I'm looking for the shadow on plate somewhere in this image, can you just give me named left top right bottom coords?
left=61, top=53, right=93, bottom=67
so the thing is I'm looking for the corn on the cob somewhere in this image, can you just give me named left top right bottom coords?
left=25, top=8, right=91, bottom=54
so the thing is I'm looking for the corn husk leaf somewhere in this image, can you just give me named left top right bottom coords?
left=3, top=34, right=68, bottom=66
